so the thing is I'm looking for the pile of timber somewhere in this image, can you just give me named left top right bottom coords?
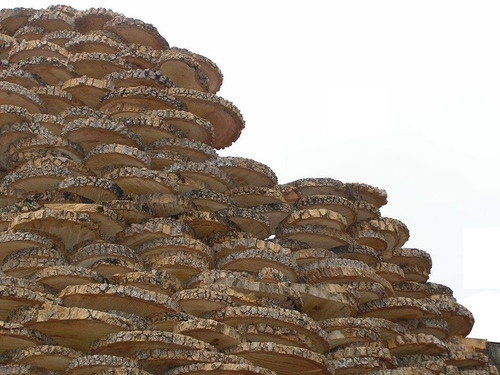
left=0, top=5, right=496, bottom=375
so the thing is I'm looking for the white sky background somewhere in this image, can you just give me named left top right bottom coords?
left=7, top=0, right=500, bottom=341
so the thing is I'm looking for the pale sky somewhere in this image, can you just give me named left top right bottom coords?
left=5, top=0, right=500, bottom=341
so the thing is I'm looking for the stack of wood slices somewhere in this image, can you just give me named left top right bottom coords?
left=0, top=5, right=496, bottom=375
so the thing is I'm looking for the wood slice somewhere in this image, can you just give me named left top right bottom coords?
left=0, top=122, right=53, bottom=168
left=331, top=244, right=382, bottom=267
left=423, top=296, right=474, bottom=337
left=165, top=361, right=277, bottom=375
left=102, top=199, right=154, bottom=224
left=13, top=56, right=76, bottom=86
left=0, top=364, right=58, bottom=375
left=33, top=265, right=105, bottom=292
left=142, top=109, right=215, bottom=146
left=173, top=288, right=235, bottom=317
left=61, top=76, right=114, bottom=109
left=285, top=178, right=350, bottom=199
left=293, top=248, right=337, bottom=266
left=104, top=69, right=173, bottom=89
left=148, top=251, right=210, bottom=284
left=119, top=44, right=159, bottom=70
left=63, top=117, right=141, bottom=153
left=114, top=270, right=182, bottom=296
left=392, top=282, right=453, bottom=299
left=178, top=211, right=235, bottom=239
left=188, top=189, right=234, bottom=212
left=43, top=203, right=125, bottom=239
left=8, top=39, right=68, bottom=63
left=9, top=207, right=99, bottom=250
left=123, top=113, right=187, bottom=145
left=27, top=9, right=75, bottom=32
left=6, top=134, right=84, bottom=167
left=214, top=157, right=277, bottom=187
left=225, top=342, right=334, bottom=375
left=58, top=284, right=179, bottom=317
left=400, top=264, right=430, bottom=283
left=396, top=354, right=448, bottom=374
left=0, top=81, right=45, bottom=113
left=252, top=203, right=292, bottom=232
left=136, top=236, right=213, bottom=265
left=103, top=16, right=168, bottom=50
left=116, top=217, right=193, bottom=249
left=361, top=318, right=408, bottom=341
left=0, top=68, right=46, bottom=88
left=320, top=317, right=380, bottom=348
left=206, top=305, right=329, bottom=354
left=373, top=262, right=406, bottom=283
left=89, top=330, right=215, bottom=357
left=293, top=283, right=358, bottom=320
left=209, top=277, right=301, bottom=311
left=296, top=195, right=356, bottom=225
left=217, top=248, right=297, bottom=281
left=446, top=351, right=488, bottom=368
left=168, top=88, right=244, bottom=149
left=173, top=318, right=244, bottom=350
left=178, top=48, right=223, bottom=94
left=386, top=333, right=447, bottom=357
left=58, top=175, right=123, bottom=202
left=74, top=8, right=122, bottom=34
left=226, top=186, right=285, bottom=208
left=70, top=241, right=138, bottom=269
left=2, top=254, right=66, bottom=278
left=66, top=33, right=128, bottom=54
left=9, top=305, right=136, bottom=351
left=353, top=199, right=381, bottom=222
left=0, top=187, right=24, bottom=209
left=103, top=167, right=179, bottom=195
left=220, top=207, right=271, bottom=239
left=85, top=144, right=151, bottom=174
left=0, top=321, right=56, bottom=352
left=136, top=349, right=250, bottom=375
left=68, top=52, right=133, bottom=79
left=0, top=105, right=30, bottom=125
left=347, top=182, right=388, bottom=208
left=0, top=230, right=54, bottom=261
left=42, top=30, right=79, bottom=46
left=398, top=318, right=449, bottom=340
left=389, top=248, right=432, bottom=271
left=147, top=137, right=217, bottom=163
left=276, top=224, right=353, bottom=251
left=0, top=8, right=35, bottom=36
left=13, top=26, right=45, bottom=42
left=167, top=162, right=235, bottom=193
left=237, top=322, right=312, bottom=349
left=65, top=355, right=138, bottom=375
left=148, top=150, right=188, bottom=170
left=155, top=49, right=208, bottom=92
left=149, top=311, right=198, bottom=332
left=358, top=297, right=441, bottom=321
left=8, top=345, right=81, bottom=372
left=213, top=237, right=286, bottom=262
left=98, top=87, right=184, bottom=117
left=60, top=106, right=110, bottom=122
left=284, top=208, right=347, bottom=231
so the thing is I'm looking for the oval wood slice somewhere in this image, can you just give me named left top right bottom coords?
left=169, top=88, right=244, bottom=149
left=33, top=265, right=105, bottom=292
left=0, top=321, right=56, bottom=352
left=8, top=345, right=81, bottom=372
left=103, top=16, right=168, bottom=50
left=61, top=76, right=114, bottom=109
left=225, top=342, right=334, bottom=375
left=9, top=305, right=136, bottom=351
left=58, top=283, right=179, bottom=317
left=89, top=330, right=215, bottom=357
left=156, top=49, right=208, bottom=92
left=173, top=319, right=244, bottom=350
left=14, top=56, right=76, bottom=86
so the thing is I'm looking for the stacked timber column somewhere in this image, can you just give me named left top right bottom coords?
left=0, top=5, right=496, bottom=375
